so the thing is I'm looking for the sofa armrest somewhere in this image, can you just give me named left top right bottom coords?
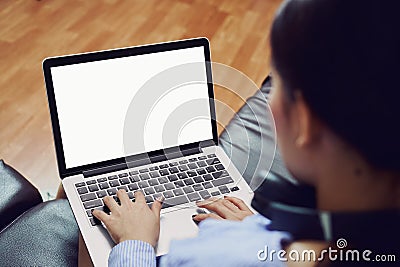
left=0, top=160, right=43, bottom=231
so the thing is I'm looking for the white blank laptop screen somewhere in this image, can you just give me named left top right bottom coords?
left=50, top=46, right=213, bottom=169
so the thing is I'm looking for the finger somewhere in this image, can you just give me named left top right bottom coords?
left=151, top=196, right=164, bottom=218
left=198, top=199, right=233, bottom=219
left=117, top=189, right=131, bottom=206
left=224, top=196, right=251, bottom=211
left=134, top=190, right=146, bottom=205
left=103, top=196, right=120, bottom=213
left=192, top=213, right=223, bottom=222
left=221, top=198, right=240, bottom=212
left=196, top=197, right=219, bottom=207
left=92, top=209, right=109, bottom=223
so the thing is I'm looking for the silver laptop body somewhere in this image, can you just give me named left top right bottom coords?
left=43, top=38, right=253, bottom=267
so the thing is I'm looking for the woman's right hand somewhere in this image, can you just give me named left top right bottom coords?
left=193, top=196, right=254, bottom=222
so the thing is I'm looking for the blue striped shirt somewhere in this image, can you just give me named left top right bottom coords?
left=109, top=214, right=291, bottom=267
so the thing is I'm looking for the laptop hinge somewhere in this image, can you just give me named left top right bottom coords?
left=82, top=146, right=204, bottom=178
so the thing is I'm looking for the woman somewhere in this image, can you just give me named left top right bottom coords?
left=93, top=0, right=400, bottom=266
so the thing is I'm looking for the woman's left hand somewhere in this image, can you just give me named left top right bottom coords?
left=193, top=196, right=254, bottom=222
left=93, top=190, right=163, bottom=248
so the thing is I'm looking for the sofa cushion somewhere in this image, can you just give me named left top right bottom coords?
left=0, top=199, right=78, bottom=267
left=0, top=159, right=43, bottom=231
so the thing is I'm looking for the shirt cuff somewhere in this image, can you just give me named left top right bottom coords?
left=109, top=240, right=156, bottom=267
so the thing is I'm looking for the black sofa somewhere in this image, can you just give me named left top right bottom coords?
left=0, top=76, right=310, bottom=266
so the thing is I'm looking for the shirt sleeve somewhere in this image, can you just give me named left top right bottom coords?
left=108, top=240, right=156, bottom=267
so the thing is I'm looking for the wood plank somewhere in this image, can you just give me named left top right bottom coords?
left=0, top=0, right=282, bottom=197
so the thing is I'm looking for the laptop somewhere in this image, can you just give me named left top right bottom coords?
left=43, top=38, right=254, bottom=266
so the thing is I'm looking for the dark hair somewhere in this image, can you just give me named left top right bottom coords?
left=271, top=0, right=400, bottom=171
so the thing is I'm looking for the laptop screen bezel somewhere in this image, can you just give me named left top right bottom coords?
left=43, top=38, right=218, bottom=178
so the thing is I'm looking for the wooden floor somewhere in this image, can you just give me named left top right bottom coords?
left=0, top=0, right=281, bottom=197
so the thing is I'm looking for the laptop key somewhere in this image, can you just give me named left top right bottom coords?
left=183, top=186, right=194, bottom=194
left=139, top=173, right=150, bottom=180
left=164, top=183, right=175, bottom=190
left=159, top=164, right=169, bottom=169
left=187, top=192, right=201, bottom=202
left=130, top=175, right=140, bottom=182
left=97, top=177, right=107, bottom=183
left=108, top=175, right=118, bottom=180
left=154, top=185, right=165, bottom=192
left=203, top=174, right=213, bottom=181
left=188, top=158, right=198, bottom=162
left=127, top=192, right=134, bottom=199
left=169, top=167, right=179, bottom=174
left=162, top=195, right=189, bottom=208
left=149, top=166, right=159, bottom=171
left=178, top=165, right=189, bottom=173
left=199, top=190, right=211, bottom=199
left=139, top=168, right=149, bottom=173
left=99, top=182, right=109, bottom=190
left=197, top=161, right=207, bottom=167
left=138, top=181, right=149, bottom=188
left=215, top=164, right=225, bottom=171
left=159, top=169, right=169, bottom=176
left=183, top=178, right=194, bottom=186
left=107, top=188, right=117, bottom=196
left=145, top=196, right=154, bottom=203
left=219, top=185, right=230, bottom=194
left=198, top=156, right=207, bottom=160
left=179, top=159, right=188, bottom=164
left=193, top=184, right=203, bottom=191
left=163, top=191, right=174, bottom=198
left=84, top=199, right=102, bottom=209
left=75, top=182, right=85, bottom=188
left=230, top=186, right=240, bottom=192
left=96, top=190, right=107, bottom=198
left=77, top=187, right=88, bottom=194
left=173, top=188, right=184, bottom=196
left=197, top=169, right=206, bottom=175
left=88, top=184, right=99, bottom=192
left=211, top=191, right=221, bottom=196
left=81, top=193, right=97, bottom=202
left=177, top=173, right=188, bottom=179
left=193, top=176, right=204, bottom=183
left=117, top=186, right=128, bottom=192
left=120, top=178, right=130, bottom=185
left=212, top=176, right=234, bottom=187
left=144, top=187, right=155, bottom=195
left=206, top=158, right=220, bottom=165
left=90, top=217, right=101, bottom=226
left=188, top=163, right=197, bottom=169
left=167, top=174, right=178, bottom=182
left=203, top=181, right=213, bottom=189
left=205, top=166, right=216, bottom=173
left=187, top=171, right=197, bottom=177
left=169, top=162, right=178, bottom=166
left=86, top=180, right=96, bottom=185
left=148, top=179, right=159, bottom=186
left=174, top=181, right=185, bottom=188
left=153, top=193, right=162, bottom=199
left=129, top=170, right=139, bottom=175
left=158, top=177, right=168, bottom=184
left=118, top=173, right=128, bottom=178
left=150, top=171, right=160, bottom=178
left=109, top=180, right=120, bottom=187
left=128, top=183, right=139, bottom=191
left=207, top=153, right=216, bottom=158
left=212, top=170, right=229, bottom=179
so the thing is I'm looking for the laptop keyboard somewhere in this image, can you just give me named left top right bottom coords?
left=74, top=154, right=240, bottom=226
